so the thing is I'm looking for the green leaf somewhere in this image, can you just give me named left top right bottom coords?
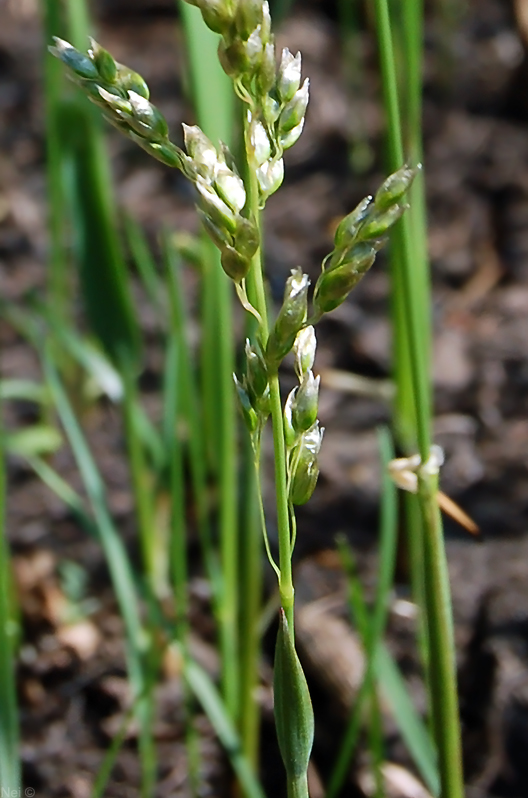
left=375, top=642, right=439, bottom=796
left=6, top=425, right=62, bottom=458
left=273, top=609, right=314, bottom=781
left=0, top=380, right=48, bottom=405
left=0, top=424, right=20, bottom=791
left=184, top=655, right=265, bottom=798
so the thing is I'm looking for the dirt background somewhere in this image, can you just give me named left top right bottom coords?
left=2, top=0, right=528, bottom=796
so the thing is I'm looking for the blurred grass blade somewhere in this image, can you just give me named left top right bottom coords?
left=0, top=379, right=48, bottom=404
left=161, top=324, right=199, bottom=791
left=338, top=0, right=375, bottom=173
left=31, top=305, right=123, bottom=400
left=125, top=214, right=165, bottom=316
left=38, top=308, right=124, bottom=401
left=44, top=351, right=144, bottom=655
left=178, top=3, right=234, bottom=143
left=329, top=429, right=398, bottom=798
left=133, top=402, right=165, bottom=475
left=27, top=455, right=94, bottom=533
left=91, top=704, right=135, bottom=798
left=163, top=335, right=189, bottom=641
left=374, top=2, right=464, bottom=794
left=371, top=428, right=398, bottom=641
left=162, top=233, right=219, bottom=593
left=42, top=0, right=70, bottom=325
left=0, top=421, right=20, bottom=792
left=184, top=656, right=266, bottom=798
left=44, top=351, right=157, bottom=795
left=63, top=97, right=141, bottom=366
left=6, top=425, right=62, bottom=458
left=43, top=0, right=141, bottom=366
left=375, top=642, right=439, bottom=796
left=179, top=2, right=239, bottom=719
left=62, top=0, right=140, bottom=365
left=238, top=434, right=263, bottom=770
left=120, top=356, right=163, bottom=599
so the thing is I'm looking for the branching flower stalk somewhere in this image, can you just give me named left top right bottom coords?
left=50, top=8, right=416, bottom=794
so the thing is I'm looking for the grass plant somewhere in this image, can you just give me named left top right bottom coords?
left=374, top=1, right=464, bottom=795
left=179, top=3, right=242, bottom=724
left=44, top=353, right=158, bottom=797
left=49, top=3, right=416, bottom=794
left=0, top=0, right=473, bottom=794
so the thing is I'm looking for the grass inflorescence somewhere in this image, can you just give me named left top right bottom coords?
left=0, top=1, right=469, bottom=796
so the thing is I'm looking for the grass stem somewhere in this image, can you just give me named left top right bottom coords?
left=0, top=419, right=20, bottom=793
left=373, top=2, right=464, bottom=795
left=42, top=0, right=69, bottom=326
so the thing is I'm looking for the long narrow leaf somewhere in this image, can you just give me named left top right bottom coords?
left=375, top=642, right=439, bottom=796
left=184, top=656, right=266, bottom=798
left=44, top=353, right=145, bottom=663
left=328, top=430, right=398, bottom=797
left=0, top=421, right=20, bottom=792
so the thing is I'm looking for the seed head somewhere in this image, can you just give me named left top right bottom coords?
left=49, top=37, right=99, bottom=80
left=233, top=374, right=258, bottom=433
left=374, top=164, right=419, bottom=211
left=289, top=422, right=324, bottom=505
left=257, top=157, right=284, bottom=198
left=313, top=244, right=376, bottom=315
left=266, top=269, right=309, bottom=368
left=221, top=245, right=251, bottom=282
left=279, top=78, right=309, bottom=134
left=235, top=0, right=264, bottom=40
left=88, top=38, right=117, bottom=83
left=249, top=115, right=272, bottom=166
left=277, top=49, right=302, bottom=103
left=358, top=203, right=408, bottom=241
left=293, top=326, right=316, bottom=379
left=245, top=339, right=268, bottom=400
left=292, top=371, right=320, bottom=433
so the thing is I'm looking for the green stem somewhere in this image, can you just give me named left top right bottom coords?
left=43, top=0, right=69, bottom=326
left=374, top=0, right=430, bottom=461
left=243, top=115, right=294, bottom=634
left=374, top=2, right=464, bottom=796
left=269, top=373, right=295, bottom=631
left=287, top=773, right=309, bottom=798
left=163, top=235, right=218, bottom=589
left=65, top=0, right=89, bottom=49
left=419, top=471, right=461, bottom=797
left=401, top=0, right=431, bottom=415
left=390, top=0, right=433, bottom=736
left=239, top=435, right=263, bottom=770
left=328, top=430, right=398, bottom=798
left=244, top=163, right=269, bottom=335
left=0, top=420, right=20, bottom=792
left=214, top=242, right=239, bottom=720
